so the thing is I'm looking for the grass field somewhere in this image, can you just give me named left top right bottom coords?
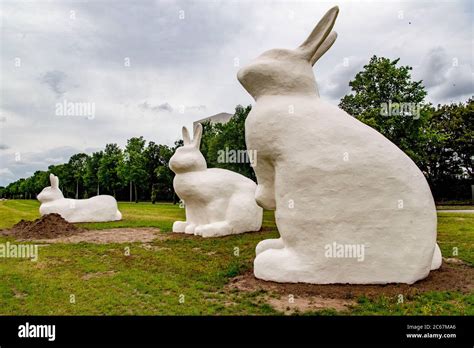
left=0, top=199, right=472, bottom=315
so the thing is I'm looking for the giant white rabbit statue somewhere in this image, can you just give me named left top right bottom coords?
left=38, top=174, right=122, bottom=222
left=237, top=6, right=441, bottom=284
left=169, top=123, right=263, bottom=237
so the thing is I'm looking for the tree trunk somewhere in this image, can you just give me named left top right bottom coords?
left=134, top=184, right=138, bottom=203
left=129, top=180, right=132, bottom=202
left=76, top=180, right=79, bottom=199
left=97, top=183, right=100, bottom=196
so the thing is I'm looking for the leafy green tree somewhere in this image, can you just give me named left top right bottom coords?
left=434, top=98, right=473, bottom=178
left=98, top=144, right=124, bottom=197
left=144, top=141, right=161, bottom=199
left=423, top=98, right=473, bottom=200
left=143, top=141, right=175, bottom=202
left=17, top=178, right=26, bottom=199
left=120, top=137, right=148, bottom=203
left=68, top=153, right=89, bottom=199
left=84, top=151, right=103, bottom=197
left=339, top=56, right=473, bottom=201
left=339, top=56, right=430, bottom=165
left=153, top=144, right=175, bottom=201
left=31, top=170, right=49, bottom=196
left=23, top=177, right=35, bottom=199
left=150, top=183, right=158, bottom=204
left=200, top=105, right=256, bottom=181
left=6, top=181, right=19, bottom=199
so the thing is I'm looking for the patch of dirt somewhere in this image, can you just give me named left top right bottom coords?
left=0, top=213, right=85, bottom=239
left=229, top=261, right=473, bottom=298
left=267, top=296, right=355, bottom=314
left=33, top=228, right=164, bottom=244
left=227, top=259, right=473, bottom=313
left=0, top=214, right=165, bottom=244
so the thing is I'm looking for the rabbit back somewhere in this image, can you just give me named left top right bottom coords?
left=40, top=195, right=121, bottom=222
left=247, top=95, right=436, bottom=254
left=174, top=168, right=256, bottom=203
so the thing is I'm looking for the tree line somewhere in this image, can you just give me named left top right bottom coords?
left=1, top=56, right=472, bottom=202
left=0, top=105, right=254, bottom=203
left=0, top=139, right=178, bottom=203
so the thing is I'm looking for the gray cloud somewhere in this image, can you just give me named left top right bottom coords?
left=139, top=101, right=173, bottom=113
left=40, top=70, right=68, bottom=97
left=319, top=57, right=366, bottom=101
left=417, top=47, right=473, bottom=103
left=436, top=64, right=473, bottom=100
left=419, top=47, right=449, bottom=89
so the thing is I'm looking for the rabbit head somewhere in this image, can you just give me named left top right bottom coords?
left=37, top=174, right=64, bottom=203
left=237, top=6, right=339, bottom=100
left=169, top=123, right=207, bottom=174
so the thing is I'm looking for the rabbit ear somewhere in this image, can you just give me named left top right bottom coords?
left=310, top=31, right=337, bottom=66
left=182, top=126, right=191, bottom=145
left=192, top=123, right=203, bottom=148
left=297, top=6, right=339, bottom=63
left=50, top=174, right=59, bottom=188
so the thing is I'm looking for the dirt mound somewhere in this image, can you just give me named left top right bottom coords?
left=0, top=213, right=85, bottom=239
left=228, top=260, right=474, bottom=299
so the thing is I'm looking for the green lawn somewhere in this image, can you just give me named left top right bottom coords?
left=0, top=200, right=472, bottom=315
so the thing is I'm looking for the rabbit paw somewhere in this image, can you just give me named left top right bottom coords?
left=184, top=224, right=196, bottom=234
left=195, top=221, right=232, bottom=238
left=256, top=238, right=284, bottom=255
left=254, top=247, right=303, bottom=282
left=173, top=221, right=188, bottom=233
left=255, top=184, right=276, bottom=210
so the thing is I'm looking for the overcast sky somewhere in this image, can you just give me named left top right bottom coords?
left=0, top=0, right=473, bottom=186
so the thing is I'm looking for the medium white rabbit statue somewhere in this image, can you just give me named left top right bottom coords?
left=169, top=123, right=263, bottom=237
left=38, top=174, right=122, bottom=222
left=237, top=6, right=441, bottom=284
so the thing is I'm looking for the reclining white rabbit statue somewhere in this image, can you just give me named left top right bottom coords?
left=237, top=6, right=441, bottom=284
left=169, top=123, right=263, bottom=237
left=37, top=174, right=122, bottom=222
